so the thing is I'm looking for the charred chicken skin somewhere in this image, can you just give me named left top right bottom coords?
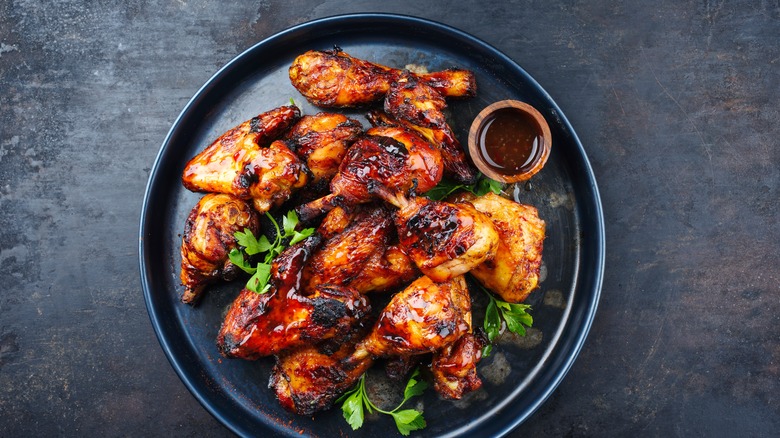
left=270, top=325, right=374, bottom=416
left=217, top=236, right=370, bottom=359
left=179, top=193, right=260, bottom=304
left=352, top=275, right=472, bottom=359
left=382, top=73, right=477, bottom=184
left=182, top=105, right=308, bottom=213
left=289, top=49, right=476, bottom=108
left=295, top=125, right=443, bottom=221
left=283, top=112, right=364, bottom=183
left=451, top=192, right=546, bottom=303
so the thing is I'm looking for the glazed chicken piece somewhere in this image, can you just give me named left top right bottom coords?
left=303, top=205, right=417, bottom=294
left=182, top=105, right=308, bottom=213
left=431, top=333, right=486, bottom=399
left=289, top=49, right=476, bottom=107
left=179, top=193, right=260, bottom=304
left=451, top=192, right=546, bottom=303
left=295, top=125, right=443, bottom=221
left=351, top=275, right=472, bottom=359
left=283, top=112, right=364, bottom=183
left=270, top=325, right=374, bottom=415
left=380, top=73, right=477, bottom=183
left=372, top=186, right=499, bottom=283
left=217, top=236, right=370, bottom=359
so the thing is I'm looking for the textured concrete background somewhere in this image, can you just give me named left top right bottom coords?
left=1, top=1, right=778, bottom=436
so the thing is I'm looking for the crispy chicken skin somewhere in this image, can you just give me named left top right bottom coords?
left=217, top=236, right=370, bottom=359
left=352, top=275, right=471, bottom=358
left=179, top=193, right=260, bottom=304
left=283, top=112, right=364, bottom=183
left=452, top=192, right=546, bottom=303
left=382, top=73, right=477, bottom=184
left=295, top=125, right=443, bottom=221
left=349, top=245, right=419, bottom=294
left=289, top=49, right=476, bottom=107
left=181, top=105, right=308, bottom=213
left=374, top=190, right=499, bottom=283
left=431, top=333, right=485, bottom=399
left=270, top=325, right=374, bottom=416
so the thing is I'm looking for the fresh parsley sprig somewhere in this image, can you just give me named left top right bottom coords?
left=228, top=210, right=315, bottom=293
left=424, top=174, right=503, bottom=201
left=338, top=368, right=428, bottom=436
left=480, top=285, right=534, bottom=357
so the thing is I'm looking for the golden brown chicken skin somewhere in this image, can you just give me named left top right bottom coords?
left=283, top=112, right=364, bottom=183
left=181, top=105, right=308, bottom=213
left=295, top=125, right=443, bottom=221
left=217, top=236, right=370, bottom=359
left=431, top=333, right=485, bottom=399
left=348, top=245, right=419, bottom=294
left=289, top=49, right=476, bottom=107
left=352, top=275, right=471, bottom=358
left=452, top=192, right=546, bottom=303
left=179, top=194, right=260, bottom=304
left=381, top=73, right=477, bottom=184
left=270, top=325, right=374, bottom=416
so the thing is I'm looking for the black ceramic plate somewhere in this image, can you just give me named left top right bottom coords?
left=140, top=13, right=604, bottom=438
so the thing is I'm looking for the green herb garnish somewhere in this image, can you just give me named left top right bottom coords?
left=424, top=174, right=503, bottom=201
left=338, top=368, right=428, bottom=436
left=480, top=285, right=533, bottom=357
left=228, top=210, right=315, bottom=293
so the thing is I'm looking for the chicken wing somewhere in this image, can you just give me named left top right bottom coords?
left=452, top=192, right=546, bottom=303
left=352, top=275, right=471, bottom=358
left=179, top=193, right=260, bottom=304
left=289, top=49, right=476, bottom=107
left=283, top=112, right=363, bottom=183
left=295, top=125, right=443, bottom=221
left=270, top=325, right=374, bottom=415
left=431, top=333, right=485, bottom=399
left=217, top=236, right=370, bottom=359
left=382, top=73, right=477, bottom=183
left=182, top=105, right=308, bottom=213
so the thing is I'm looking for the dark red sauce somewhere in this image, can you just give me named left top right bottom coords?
left=477, top=107, right=542, bottom=175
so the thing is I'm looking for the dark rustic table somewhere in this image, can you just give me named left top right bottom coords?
left=2, top=1, right=778, bottom=436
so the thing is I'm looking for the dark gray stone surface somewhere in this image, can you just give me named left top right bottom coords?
left=1, top=1, right=777, bottom=436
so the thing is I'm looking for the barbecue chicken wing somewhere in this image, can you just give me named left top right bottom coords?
left=296, top=125, right=443, bottom=221
left=217, top=236, right=370, bottom=359
left=302, top=205, right=418, bottom=294
left=289, top=49, right=476, bottom=107
left=270, top=325, right=374, bottom=415
left=381, top=73, right=477, bottom=183
left=179, top=193, right=261, bottom=304
left=352, top=275, right=471, bottom=359
left=431, top=333, right=485, bottom=399
left=182, top=105, right=308, bottom=213
left=452, top=192, right=546, bottom=303
left=373, top=188, right=499, bottom=283
left=283, top=112, right=363, bottom=183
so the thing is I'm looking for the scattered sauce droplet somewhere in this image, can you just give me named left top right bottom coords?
left=477, top=107, right=542, bottom=176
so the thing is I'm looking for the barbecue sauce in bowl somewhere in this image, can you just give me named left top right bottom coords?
left=468, top=100, right=551, bottom=183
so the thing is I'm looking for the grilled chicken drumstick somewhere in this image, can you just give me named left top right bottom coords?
left=295, top=125, right=443, bottom=221
left=182, top=105, right=308, bottom=213
left=179, top=193, right=260, bottom=304
left=217, top=235, right=370, bottom=360
left=431, top=333, right=485, bottom=399
left=289, top=49, right=476, bottom=107
left=381, top=73, right=477, bottom=183
left=450, top=192, right=546, bottom=303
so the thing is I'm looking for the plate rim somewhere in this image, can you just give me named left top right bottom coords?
left=139, top=12, right=605, bottom=438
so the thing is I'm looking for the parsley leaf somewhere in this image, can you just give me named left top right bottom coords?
left=339, top=369, right=427, bottom=435
left=231, top=210, right=316, bottom=294
left=424, top=173, right=502, bottom=201
left=479, top=284, right=533, bottom=357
